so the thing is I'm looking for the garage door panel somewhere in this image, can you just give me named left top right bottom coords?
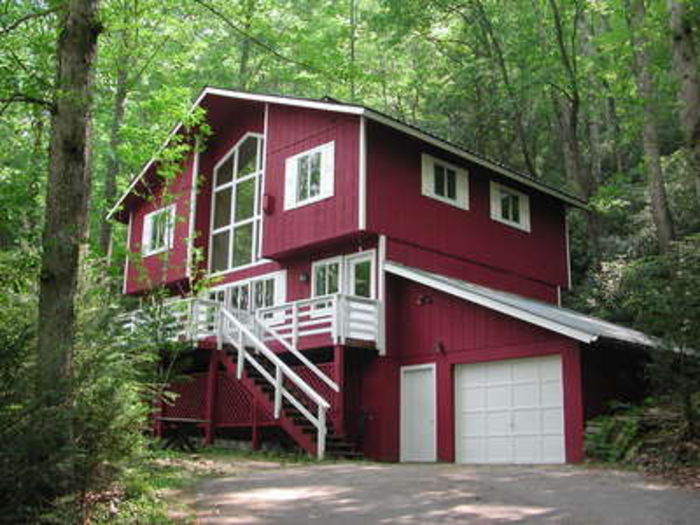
left=455, top=355, right=565, bottom=464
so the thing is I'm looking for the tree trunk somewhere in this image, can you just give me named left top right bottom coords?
left=37, top=0, right=101, bottom=401
left=628, top=0, right=676, bottom=252
left=98, top=65, right=127, bottom=258
left=667, top=0, right=700, bottom=204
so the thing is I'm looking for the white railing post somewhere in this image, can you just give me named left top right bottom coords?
left=274, top=366, right=282, bottom=419
left=335, top=295, right=346, bottom=344
left=317, top=407, right=327, bottom=460
left=216, top=304, right=224, bottom=350
left=291, top=302, right=299, bottom=348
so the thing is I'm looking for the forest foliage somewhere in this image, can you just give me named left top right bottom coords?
left=0, top=0, right=699, bottom=520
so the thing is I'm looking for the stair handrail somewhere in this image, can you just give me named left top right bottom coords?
left=214, top=302, right=329, bottom=458
left=251, top=313, right=339, bottom=393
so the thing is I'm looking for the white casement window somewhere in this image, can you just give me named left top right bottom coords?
left=210, top=133, right=264, bottom=274
left=141, top=204, right=175, bottom=256
left=312, top=256, right=342, bottom=297
left=421, top=153, right=469, bottom=210
left=284, top=141, right=335, bottom=210
left=490, top=181, right=531, bottom=232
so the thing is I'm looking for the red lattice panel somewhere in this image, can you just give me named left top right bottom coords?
left=161, top=374, right=207, bottom=419
left=216, top=372, right=274, bottom=426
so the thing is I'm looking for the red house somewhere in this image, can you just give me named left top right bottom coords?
left=110, top=88, right=654, bottom=463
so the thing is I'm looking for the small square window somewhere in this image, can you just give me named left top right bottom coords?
left=490, top=181, right=530, bottom=232
left=284, top=142, right=335, bottom=210
left=421, top=154, right=469, bottom=209
left=141, top=205, right=175, bottom=256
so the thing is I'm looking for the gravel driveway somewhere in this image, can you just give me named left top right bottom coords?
left=195, top=462, right=699, bottom=524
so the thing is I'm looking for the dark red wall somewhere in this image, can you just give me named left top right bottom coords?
left=125, top=151, right=195, bottom=294
left=366, top=121, right=569, bottom=298
left=262, top=105, right=360, bottom=258
left=355, top=275, right=583, bottom=463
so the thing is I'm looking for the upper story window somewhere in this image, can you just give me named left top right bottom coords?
left=421, top=153, right=469, bottom=210
left=210, top=133, right=264, bottom=274
left=141, top=204, right=175, bottom=256
left=490, top=181, right=531, bottom=232
left=284, top=141, right=335, bottom=210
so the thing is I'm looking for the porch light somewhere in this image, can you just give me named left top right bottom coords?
left=299, top=272, right=310, bottom=283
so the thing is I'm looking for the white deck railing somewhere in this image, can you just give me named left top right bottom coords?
left=256, top=294, right=381, bottom=348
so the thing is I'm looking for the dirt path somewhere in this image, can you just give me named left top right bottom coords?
left=194, top=463, right=700, bottom=524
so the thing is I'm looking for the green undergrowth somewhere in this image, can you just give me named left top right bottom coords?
left=89, top=445, right=344, bottom=523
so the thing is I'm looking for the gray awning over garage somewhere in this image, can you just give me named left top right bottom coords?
left=384, top=261, right=656, bottom=348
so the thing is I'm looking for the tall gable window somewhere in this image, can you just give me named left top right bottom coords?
left=490, top=181, right=531, bottom=232
left=421, top=154, right=469, bottom=210
left=210, top=133, right=264, bottom=274
left=142, top=205, right=175, bottom=256
left=284, top=141, right=335, bottom=210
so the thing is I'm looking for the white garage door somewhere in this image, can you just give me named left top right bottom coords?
left=455, top=355, right=565, bottom=464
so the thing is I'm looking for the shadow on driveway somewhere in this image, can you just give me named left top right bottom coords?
left=196, top=463, right=700, bottom=524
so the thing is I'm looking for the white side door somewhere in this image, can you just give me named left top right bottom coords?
left=400, top=364, right=437, bottom=462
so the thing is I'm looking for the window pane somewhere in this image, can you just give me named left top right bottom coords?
left=216, top=155, right=233, bottom=186
left=353, top=260, right=371, bottom=297
left=264, top=279, right=274, bottom=307
left=511, top=195, right=520, bottom=223
left=231, top=286, right=239, bottom=309
left=213, top=188, right=232, bottom=229
left=446, top=169, right=457, bottom=200
left=314, top=265, right=327, bottom=296
left=327, top=263, right=339, bottom=294
left=501, top=191, right=511, bottom=220
left=211, top=231, right=229, bottom=272
left=434, top=165, right=445, bottom=196
left=254, top=280, right=265, bottom=309
left=234, top=177, right=256, bottom=221
left=239, top=285, right=249, bottom=311
left=232, top=223, right=253, bottom=268
left=297, top=156, right=309, bottom=201
left=237, top=136, right=258, bottom=178
left=309, top=151, right=321, bottom=198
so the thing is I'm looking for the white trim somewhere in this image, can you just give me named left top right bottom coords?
left=400, top=363, right=437, bottom=462
left=377, top=235, right=387, bottom=354
left=358, top=116, right=367, bottom=230
left=122, top=211, right=133, bottom=294
left=565, top=211, right=572, bottom=290
left=260, top=103, right=270, bottom=259
left=345, top=250, right=376, bottom=298
left=283, top=141, right=335, bottom=210
left=208, top=132, right=265, bottom=275
left=421, top=153, right=470, bottom=210
left=384, top=261, right=597, bottom=343
left=311, top=256, right=344, bottom=297
left=108, top=88, right=584, bottom=222
left=141, top=204, right=176, bottom=257
left=489, top=181, right=531, bottom=232
left=186, top=141, right=200, bottom=279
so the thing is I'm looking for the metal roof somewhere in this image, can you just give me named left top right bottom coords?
left=384, top=261, right=657, bottom=347
left=108, top=87, right=586, bottom=220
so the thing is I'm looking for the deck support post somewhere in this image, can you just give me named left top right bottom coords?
left=203, top=350, right=218, bottom=445
left=333, top=344, right=345, bottom=436
left=251, top=398, right=260, bottom=451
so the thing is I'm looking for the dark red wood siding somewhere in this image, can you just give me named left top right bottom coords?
left=124, top=152, right=195, bottom=294
left=366, top=121, right=569, bottom=300
left=262, top=105, right=360, bottom=258
left=355, top=275, right=584, bottom=463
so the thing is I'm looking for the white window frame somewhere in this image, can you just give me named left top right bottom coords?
left=284, top=141, right=335, bottom=210
left=345, top=251, right=376, bottom=299
left=209, top=132, right=265, bottom=276
left=141, top=204, right=176, bottom=257
left=207, top=271, right=287, bottom=314
left=311, top=256, right=344, bottom=298
left=421, top=153, right=469, bottom=210
left=489, top=181, right=531, bottom=232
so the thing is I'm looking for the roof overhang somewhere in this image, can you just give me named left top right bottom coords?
left=108, top=87, right=586, bottom=221
left=384, top=261, right=657, bottom=348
